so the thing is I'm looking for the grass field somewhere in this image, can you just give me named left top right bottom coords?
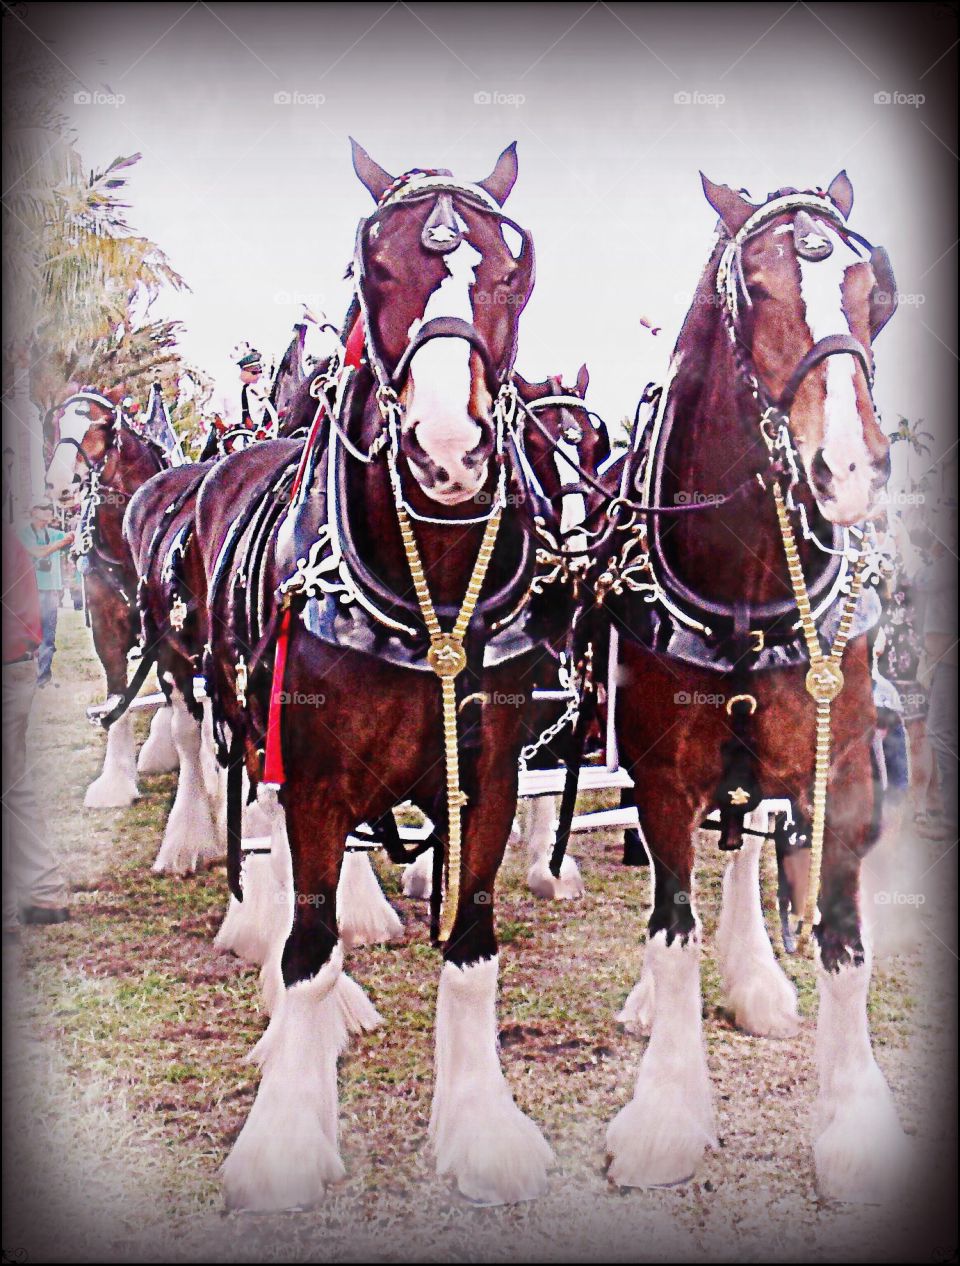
left=2, top=609, right=956, bottom=1262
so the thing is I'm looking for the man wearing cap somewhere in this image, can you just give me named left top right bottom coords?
left=236, top=343, right=279, bottom=441
left=18, top=501, right=74, bottom=688
left=3, top=524, right=71, bottom=932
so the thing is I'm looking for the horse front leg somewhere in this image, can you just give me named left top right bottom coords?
left=607, top=778, right=716, bottom=1187
left=84, top=584, right=140, bottom=807
left=813, top=739, right=912, bottom=1202
left=429, top=707, right=553, bottom=1205
left=222, top=781, right=380, bottom=1211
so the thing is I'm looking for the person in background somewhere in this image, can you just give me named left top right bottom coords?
left=2, top=525, right=70, bottom=933
left=913, top=501, right=958, bottom=838
left=18, top=501, right=74, bottom=688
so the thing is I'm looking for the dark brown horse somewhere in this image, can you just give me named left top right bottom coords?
left=194, top=141, right=571, bottom=1211
left=594, top=173, right=909, bottom=1201
left=43, top=388, right=172, bottom=806
left=123, top=458, right=224, bottom=873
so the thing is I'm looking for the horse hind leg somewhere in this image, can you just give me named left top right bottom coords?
left=523, top=795, right=585, bottom=900
left=151, top=688, right=221, bottom=875
left=216, top=788, right=294, bottom=981
left=336, top=849, right=403, bottom=948
left=137, top=704, right=179, bottom=775
left=84, top=710, right=139, bottom=808
left=716, top=810, right=799, bottom=1038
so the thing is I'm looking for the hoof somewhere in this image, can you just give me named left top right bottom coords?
left=527, top=854, right=585, bottom=900
left=727, top=965, right=799, bottom=1038
left=815, top=1072, right=912, bottom=1203
left=606, top=1087, right=715, bottom=1188
left=137, top=708, right=179, bottom=775
left=433, top=1094, right=553, bottom=1205
left=84, top=771, right=139, bottom=809
left=401, top=850, right=433, bottom=900
left=337, top=852, right=403, bottom=948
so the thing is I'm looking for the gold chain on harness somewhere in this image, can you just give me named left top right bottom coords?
left=771, top=482, right=865, bottom=951
left=394, top=497, right=503, bottom=942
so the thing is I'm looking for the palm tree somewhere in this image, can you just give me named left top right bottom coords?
left=887, top=415, right=934, bottom=487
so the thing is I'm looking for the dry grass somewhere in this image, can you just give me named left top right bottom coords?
left=2, top=610, right=956, bottom=1262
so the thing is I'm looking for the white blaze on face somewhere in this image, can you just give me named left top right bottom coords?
left=555, top=424, right=586, bottom=537
left=46, top=401, right=93, bottom=499
left=792, top=221, right=874, bottom=518
left=403, top=221, right=489, bottom=504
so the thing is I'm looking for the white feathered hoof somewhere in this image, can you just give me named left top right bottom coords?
left=527, top=853, right=585, bottom=900
left=607, top=1085, right=714, bottom=1188
left=815, top=1068, right=912, bottom=1204
left=616, top=972, right=655, bottom=1035
left=84, top=766, right=139, bottom=809
left=215, top=845, right=290, bottom=967
left=434, top=1092, right=553, bottom=1206
left=337, top=852, right=403, bottom=948
left=152, top=798, right=223, bottom=875
left=401, top=850, right=433, bottom=900
left=726, top=966, right=799, bottom=1039
left=137, top=706, right=179, bottom=774
left=222, top=949, right=380, bottom=1211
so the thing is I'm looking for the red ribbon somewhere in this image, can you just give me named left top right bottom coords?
left=262, top=606, right=292, bottom=785
left=263, top=314, right=365, bottom=785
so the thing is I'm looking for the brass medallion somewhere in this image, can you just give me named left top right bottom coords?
left=805, top=659, right=844, bottom=704
left=427, top=633, right=467, bottom=679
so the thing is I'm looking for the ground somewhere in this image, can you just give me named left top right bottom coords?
left=2, top=610, right=956, bottom=1263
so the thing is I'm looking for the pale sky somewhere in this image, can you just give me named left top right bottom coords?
left=13, top=2, right=959, bottom=487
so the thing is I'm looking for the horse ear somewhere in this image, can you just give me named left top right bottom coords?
left=477, top=141, right=518, bottom=205
left=700, top=173, right=753, bottom=235
left=350, top=138, right=394, bottom=203
left=513, top=370, right=530, bottom=393
left=869, top=245, right=897, bottom=338
left=576, top=363, right=590, bottom=396
left=826, top=169, right=854, bottom=218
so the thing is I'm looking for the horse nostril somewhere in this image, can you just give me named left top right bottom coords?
left=848, top=462, right=857, bottom=473
left=810, top=448, right=833, bottom=491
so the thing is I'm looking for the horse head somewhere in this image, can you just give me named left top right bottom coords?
left=351, top=139, right=535, bottom=507
left=702, top=170, right=896, bottom=525
left=44, top=387, right=127, bottom=505
left=515, top=365, right=609, bottom=534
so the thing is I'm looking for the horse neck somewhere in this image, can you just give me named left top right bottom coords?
left=96, top=431, right=165, bottom=547
left=657, top=250, right=820, bottom=609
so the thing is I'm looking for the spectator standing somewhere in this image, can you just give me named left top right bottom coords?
left=2, top=525, right=70, bottom=932
left=17, top=501, right=74, bottom=687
